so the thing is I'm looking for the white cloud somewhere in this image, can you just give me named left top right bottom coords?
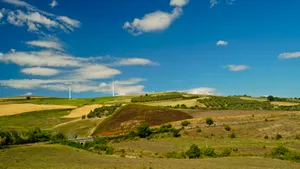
left=278, top=52, right=300, bottom=59
left=0, top=79, right=83, bottom=89
left=21, top=67, right=60, bottom=76
left=2, top=0, right=80, bottom=33
left=123, top=7, right=183, bottom=36
left=170, top=0, right=189, bottom=7
left=0, top=12, right=3, bottom=19
left=224, top=65, right=250, bottom=72
left=115, top=85, right=145, bottom=96
left=49, top=0, right=58, bottom=8
left=114, top=78, right=145, bottom=85
left=26, top=40, right=63, bottom=51
left=23, top=92, right=33, bottom=96
left=74, top=65, right=121, bottom=80
left=0, top=50, right=82, bottom=67
left=185, top=87, right=217, bottom=95
left=117, top=58, right=156, bottom=66
left=210, top=0, right=236, bottom=8
left=216, top=40, right=228, bottom=46
left=58, top=16, right=80, bottom=28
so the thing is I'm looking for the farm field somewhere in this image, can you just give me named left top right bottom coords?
left=0, top=109, right=75, bottom=131
left=64, top=104, right=103, bottom=118
left=0, top=103, right=76, bottom=116
left=53, top=118, right=104, bottom=138
left=1, top=144, right=299, bottom=169
left=142, top=98, right=202, bottom=107
left=92, top=104, right=192, bottom=136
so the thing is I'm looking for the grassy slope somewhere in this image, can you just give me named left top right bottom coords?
left=1, top=144, right=299, bottom=169
left=113, top=116, right=300, bottom=155
left=53, top=118, right=104, bottom=138
left=0, top=109, right=75, bottom=131
left=0, top=96, right=132, bottom=106
left=92, top=104, right=193, bottom=136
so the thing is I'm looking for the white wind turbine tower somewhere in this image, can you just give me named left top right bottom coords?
left=68, top=84, right=72, bottom=100
left=112, top=76, right=115, bottom=97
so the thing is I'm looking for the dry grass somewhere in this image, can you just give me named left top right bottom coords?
left=0, top=104, right=76, bottom=116
left=1, top=144, right=299, bottom=169
left=271, top=101, right=300, bottom=106
left=143, top=98, right=204, bottom=107
left=240, top=97, right=267, bottom=101
left=64, top=104, right=102, bottom=118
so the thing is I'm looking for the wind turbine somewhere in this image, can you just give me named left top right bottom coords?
left=112, top=76, right=115, bottom=97
left=68, top=83, right=72, bottom=100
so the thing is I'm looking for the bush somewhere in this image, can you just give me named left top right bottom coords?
left=137, top=123, right=152, bottom=138
left=224, top=124, right=231, bottom=131
left=264, top=135, right=269, bottom=139
left=206, top=118, right=214, bottom=126
left=196, top=127, right=202, bottom=133
left=229, top=133, right=236, bottom=138
left=203, top=147, right=216, bottom=157
left=26, top=96, right=31, bottom=100
left=181, top=120, right=191, bottom=127
left=185, top=144, right=201, bottom=159
left=219, top=148, right=232, bottom=157
left=51, top=132, right=66, bottom=142
left=271, top=145, right=289, bottom=156
left=87, top=104, right=121, bottom=118
left=172, top=129, right=181, bottom=137
left=275, top=134, right=282, bottom=140
left=82, top=115, right=86, bottom=119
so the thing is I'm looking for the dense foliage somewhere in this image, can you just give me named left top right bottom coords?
left=206, top=118, right=214, bottom=126
left=87, top=104, right=121, bottom=118
left=131, top=93, right=198, bottom=102
left=0, top=127, right=65, bottom=148
left=198, top=96, right=273, bottom=110
left=185, top=144, right=201, bottom=158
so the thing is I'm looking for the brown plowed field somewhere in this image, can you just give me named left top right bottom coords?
left=92, top=104, right=192, bottom=136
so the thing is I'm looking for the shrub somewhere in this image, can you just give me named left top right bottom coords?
left=196, top=127, right=202, bottom=133
left=206, top=118, right=214, bottom=126
left=275, top=134, right=282, bottom=140
left=26, top=96, right=31, bottom=100
left=264, top=135, right=269, bottom=139
left=219, top=148, right=232, bottom=157
left=203, top=147, right=216, bottom=157
left=105, top=146, right=114, bottom=155
left=271, top=145, right=289, bottom=156
left=181, top=120, right=191, bottom=127
left=229, top=133, right=236, bottom=138
left=224, top=124, right=231, bottom=131
left=295, top=134, right=300, bottom=140
left=172, top=129, right=181, bottom=137
left=51, top=132, right=66, bottom=142
left=185, top=144, right=201, bottom=159
left=265, top=118, right=268, bottom=122
left=82, top=115, right=86, bottom=119
left=137, top=123, right=152, bottom=138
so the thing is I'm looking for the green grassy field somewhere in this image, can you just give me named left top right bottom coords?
left=0, top=109, right=75, bottom=131
left=53, top=118, right=104, bottom=138
left=0, top=144, right=299, bottom=169
left=113, top=116, right=300, bottom=156
left=0, top=96, right=132, bottom=106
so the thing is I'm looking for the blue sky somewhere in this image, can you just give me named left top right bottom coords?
left=0, top=0, right=300, bottom=98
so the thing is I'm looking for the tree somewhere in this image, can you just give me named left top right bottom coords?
left=185, top=144, right=201, bottom=158
left=267, top=95, right=275, bottom=101
left=206, top=118, right=214, bottom=126
left=137, top=123, right=152, bottom=138
left=26, top=96, right=31, bottom=100
left=82, top=115, right=86, bottom=119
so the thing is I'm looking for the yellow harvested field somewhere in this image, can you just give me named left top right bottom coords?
left=240, top=97, right=267, bottom=101
left=143, top=99, right=204, bottom=107
left=271, top=101, right=300, bottom=106
left=64, top=104, right=102, bottom=118
left=0, top=104, right=76, bottom=116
